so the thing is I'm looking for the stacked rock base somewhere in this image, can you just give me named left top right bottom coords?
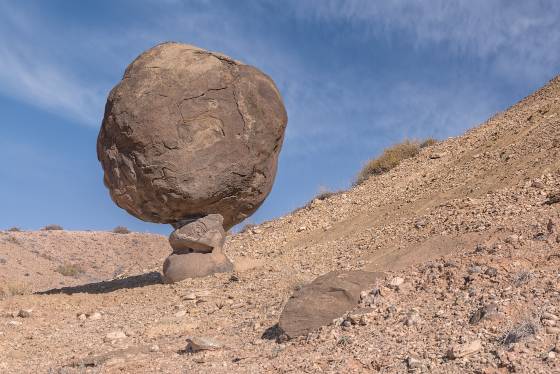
left=162, top=214, right=233, bottom=283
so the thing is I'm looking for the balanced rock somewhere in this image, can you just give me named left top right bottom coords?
left=278, top=270, right=384, bottom=339
left=97, top=42, right=288, bottom=230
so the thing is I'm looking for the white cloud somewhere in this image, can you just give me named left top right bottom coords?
left=0, top=2, right=106, bottom=126
left=289, top=0, right=560, bottom=83
left=1, top=0, right=557, bottom=144
left=0, top=44, right=105, bottom=126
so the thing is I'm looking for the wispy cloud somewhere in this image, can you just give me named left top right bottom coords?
left=0, top=2, right=106, bottom=126
left=1, top=0, right=557, bottom=144
left=289, top=0, right=560, bottom=83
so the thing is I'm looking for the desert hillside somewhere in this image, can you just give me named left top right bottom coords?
left=2, top=76, right=560, bottom=373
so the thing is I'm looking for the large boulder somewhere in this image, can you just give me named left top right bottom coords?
left=97, top=42, right=287, bottom=229
left=278, top=270, right=384, bottom=338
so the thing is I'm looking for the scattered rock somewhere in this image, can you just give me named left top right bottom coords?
left=186, top=337, right=222, bottom=353
left=345, top=308, right=374, bottom=326
left=447, top=339, right=482, bottom=359
left=505, top=234, right=520, bottom=244
left=547, top=219, right=555, bottom=233
left=414, top=219, right=427, bottom=229
left=542, top=312, right=559, bottom=321
left=359, top=288, right=381, bottom=307
left=17, top=309, right=32, bottom=318
left=406, top=355, right=423, bottom=371
left=175, top=310, right=186, bottom=318
left=105, top=331, right=127, bottom=342
left=469, top=303, right=498, bottom=324
left=388, top=277, right=405, bottom=290
left=278, top=270, right=383, bottom=338
left=533, top=232, right=546, bottom=241
left=404, top=309, right=421, bottom=326
left=544, top=192, right=560, bottom=205
left=485, top=267, right=498, bottom=277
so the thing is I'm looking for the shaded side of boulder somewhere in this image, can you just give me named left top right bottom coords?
left=278, top=270, right=384, bottom=339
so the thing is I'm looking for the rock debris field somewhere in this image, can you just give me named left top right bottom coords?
left=2, top=76, right=560, bottom=373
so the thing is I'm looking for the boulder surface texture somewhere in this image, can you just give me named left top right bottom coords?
left=97, top=42, right=288, bottom=229
left=278, top=270, right=384, bottom=338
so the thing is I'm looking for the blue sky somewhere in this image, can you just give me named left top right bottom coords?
left=1, top=0, right=559, bottom=233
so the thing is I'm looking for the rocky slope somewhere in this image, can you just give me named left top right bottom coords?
left=2, top=76, right=560, bottom=373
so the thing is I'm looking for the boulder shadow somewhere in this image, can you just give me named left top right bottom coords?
left=36, top=271, right=163, bottom=295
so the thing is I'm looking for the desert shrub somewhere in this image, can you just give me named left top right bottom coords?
left=5, top=236, right=21, bottom=245
left=42, top=224, right=63, bottom=231
left=420, top=138, right=438, bottom=148
left=0, top=282, right=31, bottom=298
left=239, top=223, right=256, bottom=234
left=354, top=140, right=422, bottom=185
left=56, top=263, right=84, bottom=277
left=112, top=226, right=130, bottom=234
left=314, top=190, right=340, bottom=201
left=7, top=227, right=21, bottom=232
left=513, top=271, right=532, bottom=287
left=502, top=319, right=538, bottom=344
left=291, top=187, right=343, bottom=215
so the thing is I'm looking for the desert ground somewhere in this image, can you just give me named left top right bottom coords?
left=2, top=76, right=560, bottom=373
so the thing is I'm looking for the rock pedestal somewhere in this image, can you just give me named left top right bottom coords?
left=162, top=214, right=232, bottom=283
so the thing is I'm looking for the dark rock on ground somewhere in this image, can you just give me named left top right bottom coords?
left=278, top=270, right=384, bottom=338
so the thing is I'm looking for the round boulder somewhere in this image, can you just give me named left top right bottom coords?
left=97, top=42, right=287, bottom=229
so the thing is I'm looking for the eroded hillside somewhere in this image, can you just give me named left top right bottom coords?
left=2, top=76, right=560, bottom=373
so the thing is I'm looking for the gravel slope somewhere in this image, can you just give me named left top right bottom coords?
left=2, top=76, right=560, bottom=373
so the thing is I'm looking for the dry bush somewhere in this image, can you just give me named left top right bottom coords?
left=292, top=187, right=343, bottom=214
left=0, top=282, right=31, bottom=298
left=354, top=140, right=422, bottom=186
left=420, top=138, right=438, bottom=148
left=112, top=226, right=131, bottom=234
left=7, top=227, right=21, bottom=232
left=314, top=190, right=340, bottom=201
left=513, top=271, right=532, bottom=287
left=56, top=263, right=84, bottom=277
left=5, top=236, right=21, bottom=245
left=239, top=223, right=256, bottom=234
left=42, top=224, right=63, bottom=231
left=502, top=319, right=538, bottom=344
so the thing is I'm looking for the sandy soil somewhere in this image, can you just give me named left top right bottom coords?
left=2, top=76, right=560, bottom=373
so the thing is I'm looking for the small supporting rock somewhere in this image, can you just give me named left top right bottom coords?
left=169, top=214, right=226, bottom=253
left=163, top=214, right=232, bottom=283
